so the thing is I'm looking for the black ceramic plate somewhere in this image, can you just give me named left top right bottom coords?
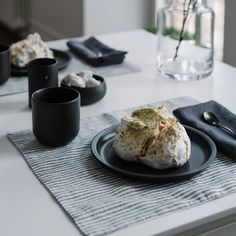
left=11, top=49, right=71, bottom=76
left=91, top=125, right=217, bottom=182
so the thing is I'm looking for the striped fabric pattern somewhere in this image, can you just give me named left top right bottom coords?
left=8, top=97, right=236, bottom=236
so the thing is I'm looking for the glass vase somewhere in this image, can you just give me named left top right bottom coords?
left=156, top=0, right=214, bottom=81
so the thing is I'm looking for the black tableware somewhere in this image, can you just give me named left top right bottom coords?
left=0, top=44, right=11, bottom=85
left=91, top=125, right=217, bottom=182
left=28, top=58, right=58, bottom=107
left=11, top=49, right=71, bottom=76
left=203, top=111, right=236, bottom=138
left=61, top=74, right=107, bottom=105
left=32, top=87, right=80, bottom=147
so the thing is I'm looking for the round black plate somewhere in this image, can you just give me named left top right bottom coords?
left=11, top=49, right=71, bottom=76
left=91, top=125, right=217, bottom=182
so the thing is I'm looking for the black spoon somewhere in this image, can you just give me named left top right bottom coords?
left=203, top=111, right=236, bottom=138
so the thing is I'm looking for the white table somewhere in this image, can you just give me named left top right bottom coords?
left=0, top=30, right=236, bottom=236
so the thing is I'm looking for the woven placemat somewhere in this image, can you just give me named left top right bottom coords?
left=8, top=97, right=236, bottom=236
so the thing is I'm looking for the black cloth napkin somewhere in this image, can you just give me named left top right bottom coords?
left=173, top=100, right=236, bottom=158
left=67, top=37, right=128, bottom=67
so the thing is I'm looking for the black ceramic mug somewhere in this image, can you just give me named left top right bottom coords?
left=28, top=58, right=58, bottom=107
left=32, top=87, right=80, bottom=147
left=0, top=45, right=11, bottom=85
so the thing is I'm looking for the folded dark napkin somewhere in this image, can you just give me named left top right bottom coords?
left=173, top=100, right=236, bottom=158
left=67, top=37, right=128, bottom=67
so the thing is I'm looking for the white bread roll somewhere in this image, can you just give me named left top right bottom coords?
left=10, top=33, right=54, bottom=67
left=112, top=107, right=191, bottom=169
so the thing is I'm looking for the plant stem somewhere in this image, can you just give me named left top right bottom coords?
left=173, top=0, right=197, bottom=61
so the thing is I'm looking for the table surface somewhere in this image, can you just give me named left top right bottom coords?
left=0, top=30, right=236, bottom=236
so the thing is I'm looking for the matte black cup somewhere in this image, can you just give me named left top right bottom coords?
left=32, top=87, right=80, bottom=147
left=0, top=45, right=11, bottom=85
left=28, top=58, right=58, bottom=107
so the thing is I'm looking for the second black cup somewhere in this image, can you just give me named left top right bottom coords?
left=28, top=58, right=58, bottom=107
left=32, top=87, right=80, bottom=147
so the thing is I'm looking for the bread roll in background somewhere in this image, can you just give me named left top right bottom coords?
left=112, top=107, right=191, bottom=169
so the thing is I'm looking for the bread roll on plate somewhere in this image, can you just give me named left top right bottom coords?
left=112, top=107, right=191, bottom=169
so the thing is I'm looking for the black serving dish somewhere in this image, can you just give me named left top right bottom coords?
left=91, top=125, right=217, bottom=182
left=11, top=49, right=71, bottom=76
left=61, top=74, right=106, bottom=106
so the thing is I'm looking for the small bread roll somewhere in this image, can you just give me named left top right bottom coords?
left=86, top=77, right=101, bottom=87
left=63, top=73, right=86, bottom=88
left=112, top=107, right=191, bottom=169
left=79, top=70, right=93, bottom=82
left=10, top=33, right=54, bottom=67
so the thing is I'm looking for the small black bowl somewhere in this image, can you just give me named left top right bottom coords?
left=61, top=74, right=106, bottom=106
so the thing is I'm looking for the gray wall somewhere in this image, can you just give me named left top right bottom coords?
left=30, top=0, right=155, bottom=40
left=30, top=0, right=83, bottom=40
left=223, top=1, right=236, bottom=67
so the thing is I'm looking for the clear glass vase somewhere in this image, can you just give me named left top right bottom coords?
left=156, top=0, right=214, bottom=81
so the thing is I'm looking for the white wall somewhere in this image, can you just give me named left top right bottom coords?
left=83, top=0, right=155, bottom=36
left=207, top=0, right=224, bottom=60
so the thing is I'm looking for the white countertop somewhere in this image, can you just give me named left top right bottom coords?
left=0, top=30, right=236, bottom=236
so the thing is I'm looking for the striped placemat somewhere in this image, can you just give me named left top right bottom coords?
left=8, top=97, right=236, bottom=236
